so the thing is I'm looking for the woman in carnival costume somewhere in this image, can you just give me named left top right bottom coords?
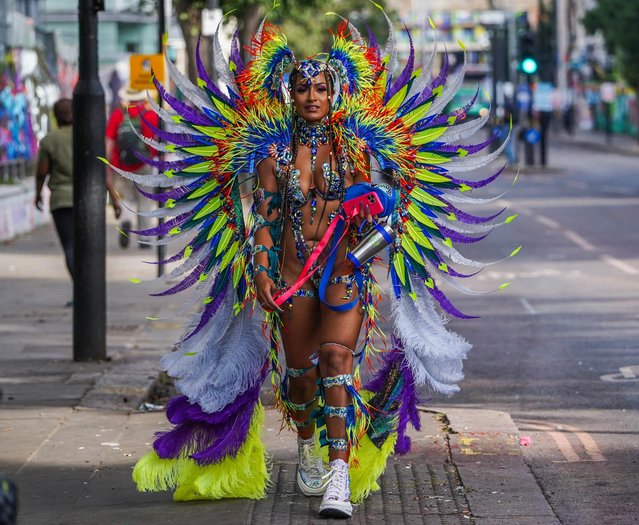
left=116, top=8, right=517, bottom=520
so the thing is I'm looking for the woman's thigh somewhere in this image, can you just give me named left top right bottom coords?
left=318, top=281, right=365, bottom=350
left=280, top=296, right=321, bottom=368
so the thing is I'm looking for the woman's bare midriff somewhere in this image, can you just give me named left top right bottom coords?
left=279, top=144, right=355, bottom=284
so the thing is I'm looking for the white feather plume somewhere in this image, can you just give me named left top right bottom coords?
left=390, top=278, right=471, bottom=395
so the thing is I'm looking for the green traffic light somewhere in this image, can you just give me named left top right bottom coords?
left=521, top=57, right=538, bottom=75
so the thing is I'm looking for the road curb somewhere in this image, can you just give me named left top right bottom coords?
left=432, top=407, right=561, bottom=524
left=78, top=361, right=158, bottom=411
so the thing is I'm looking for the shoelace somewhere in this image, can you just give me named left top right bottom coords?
left=299, top=443, right=325, bottom=478
left=322, top=465, right=350, bottom=501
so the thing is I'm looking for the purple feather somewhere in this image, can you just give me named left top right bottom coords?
left=364, top=345, right=422, bottom=455
left=196, top=36, right=231, bottom=104
left=436, top=225, right=491, bottom=244
left=446, top=164, right=507, bottom=189
left=387, top=24, right=414, bottom=101
left=445, top=265, right=482, bottom=279
left=130, top=212, right=190, bottom=237
left=405, top=53, right=449, bottom=113
left=153, top=75, right=214, bottom=127
left=183, top=276, right=228, bottom=339
left=153, top=378, right=264, bottom=465
left=230, top=29, right=245, bottom=75
left=425, top=282, right=478, bottom=319
left=149, top=257, right=210, bottom=297
left=134, top=153, right=205, bottom=174
left=137, top=107, right=203, bottom=147
left=137, top=181, right=202, bottom=203
left=444, top=201, right=505, bottom=224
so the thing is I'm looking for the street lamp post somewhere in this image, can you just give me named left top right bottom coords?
left=73, top=0, right=106, bottom=361
left=156, top=0, right=166, bottom=277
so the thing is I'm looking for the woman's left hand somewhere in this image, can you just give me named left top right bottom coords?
left=353, top=202, right=377, bottom=228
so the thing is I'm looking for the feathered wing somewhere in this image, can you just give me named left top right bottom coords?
left=328, top=10, right=518, bottom=482
left=130, top=25, right=294, bottom=501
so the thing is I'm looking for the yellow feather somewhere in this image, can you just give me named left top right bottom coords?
left=407, top=203, right=437, bottom=229
left=194, top=196, right=222, bottom=220
left=402, top=101, right=432, bottom=127
left=414, top=169, right=451, bottom=183
left=401, top=233, right=423, bottom=264
left=181, top=145, right=219, bottom=156
left=405, top=220, right=434, bottom=250
left=393, top=251, right=407, bottom=285
left=412, top=127, right=447, bottom=145
left=189, top=179, right=218, bottom=200
left=192, top=125, right=227, bottom=140
left=410, top=186, right=447, bottom=207
left=206, top=213, right=227, bottom=241
left=416, top=151, right=450, bottom=165
left=215, top=227, right=234, bottom=257
left=220, top=240, right=239, bottom=270
left=182, top=161, right=214, bottom=174
left=386, top=83, right=409, bottom=111
left=212, top=96, right=236, bottom=123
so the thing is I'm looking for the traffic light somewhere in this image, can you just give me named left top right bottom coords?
left=518, top=30, right=538, bottom=75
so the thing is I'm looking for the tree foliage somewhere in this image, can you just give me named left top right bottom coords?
left=144, top=0, right=391, bottom=82
left=270, top=0, right=391, bottom=59
left=583, top=0, right=639, bottom=88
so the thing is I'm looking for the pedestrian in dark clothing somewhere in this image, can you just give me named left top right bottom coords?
left=35, top=99, right=121, bottom=287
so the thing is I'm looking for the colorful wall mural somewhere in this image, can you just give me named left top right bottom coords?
left=0, top=50, right=37, bottom=163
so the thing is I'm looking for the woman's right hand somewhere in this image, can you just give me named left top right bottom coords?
left=255, top=272, right=282, bottom=312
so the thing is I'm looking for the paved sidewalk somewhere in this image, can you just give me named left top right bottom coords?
left=0, top=222, right=559, bottom=524
left=551, top=128, right=639, bottom=157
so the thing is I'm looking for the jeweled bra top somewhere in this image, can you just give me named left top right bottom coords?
left=285, top=162, right=343, bottom=208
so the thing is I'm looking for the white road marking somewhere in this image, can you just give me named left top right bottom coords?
left=535, top=215, right=560, bottom=229
left=601, top=365, right=639, bottom=382
left=517, top=419, right=606, bottom=463
left=600, top=255, right=639, bottom=275
left=563, top=229, right=595, bottom=251
left=519, top=298, right=537, bottom=315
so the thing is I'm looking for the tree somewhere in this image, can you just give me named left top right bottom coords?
left=144, top=0, right=390, bottom=82
left=271, top=0, right=390, bottom=59
left=583, top=0, right=639, bottom=140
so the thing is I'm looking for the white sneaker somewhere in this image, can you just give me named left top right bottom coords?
left=297, top=438, right=329, bottom=496
left=318, top=459, right=353, bottom=518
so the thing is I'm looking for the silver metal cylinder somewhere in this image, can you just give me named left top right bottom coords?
left=348, top=222, right=396, bottom=267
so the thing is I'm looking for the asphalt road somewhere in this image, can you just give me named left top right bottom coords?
left=432, top=142, right=639, bottom=525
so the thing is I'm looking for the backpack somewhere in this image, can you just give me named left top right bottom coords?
left=116, top=112, right=148, bottom=167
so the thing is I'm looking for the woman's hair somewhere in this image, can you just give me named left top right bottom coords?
left=53, top=98, right=73, bottom=126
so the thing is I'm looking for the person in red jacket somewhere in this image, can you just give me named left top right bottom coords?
left=105, top=85, right=159, bottom=248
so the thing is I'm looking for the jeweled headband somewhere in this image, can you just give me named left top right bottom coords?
left=288, top=59, right=341, bottom=104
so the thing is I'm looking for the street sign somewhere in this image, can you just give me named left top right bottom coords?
left=523, top=128, right=541, bottom=144
left=533, top=82, right=554, bottom=112
left=516, top=83, right=531, bottom=110
left=129, top=54, right=165, bottom=90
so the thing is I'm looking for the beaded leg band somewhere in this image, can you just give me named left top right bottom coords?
left=284, top=365, right=318, bottom=428
left=324, top=405, right=349, bottom=418
left=326, top=438, right=348, bottom=451
left=322, top=374, right=353, bottom=389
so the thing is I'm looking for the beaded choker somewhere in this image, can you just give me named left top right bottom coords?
left=296, top=116, right=329, bottom=172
